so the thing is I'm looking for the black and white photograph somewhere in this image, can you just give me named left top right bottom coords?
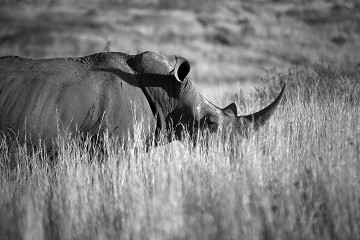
left=0, top=0, right=359, bottom=239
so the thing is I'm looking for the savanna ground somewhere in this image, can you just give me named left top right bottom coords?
left=1, top=0, right=360, bottom=239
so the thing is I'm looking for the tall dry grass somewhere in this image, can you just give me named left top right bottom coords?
left=1, top=60, right=360, bottom=240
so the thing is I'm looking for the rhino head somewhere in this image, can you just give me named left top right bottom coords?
left=164, top=57, right=286, bottom=142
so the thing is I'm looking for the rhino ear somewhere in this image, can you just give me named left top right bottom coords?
left=173, top=56, right=190, bottom=83
left=223, top=103, right=238, bottom=116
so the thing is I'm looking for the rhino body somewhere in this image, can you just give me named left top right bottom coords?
left=0, top=51, right=285, bottom=149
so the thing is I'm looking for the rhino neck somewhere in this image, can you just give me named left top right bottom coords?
left=138, top=74, right=179, bottom=142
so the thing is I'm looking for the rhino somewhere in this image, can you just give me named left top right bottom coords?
left=0, top=51, right=285, bottom=150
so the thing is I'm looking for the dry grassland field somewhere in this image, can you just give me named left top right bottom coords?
left=1, top=0, right=360, bottom=240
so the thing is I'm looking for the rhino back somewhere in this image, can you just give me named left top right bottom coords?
left=0, top=53, right=155, bottom=145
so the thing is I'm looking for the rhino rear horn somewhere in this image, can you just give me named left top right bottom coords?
left=240, top=84, right=286, bottom=129
left=223, top=103, right=237, bottom=116
left=173, top=57, right=190, bottom=83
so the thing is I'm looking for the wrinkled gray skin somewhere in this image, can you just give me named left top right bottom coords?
left=0, top=51, right=285, bottom=149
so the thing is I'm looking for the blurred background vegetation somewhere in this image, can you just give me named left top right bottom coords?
left=1, top=0, right=359, bottom=100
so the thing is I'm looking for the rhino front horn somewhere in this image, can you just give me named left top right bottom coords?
left=239, top=84, right=286, bottom=130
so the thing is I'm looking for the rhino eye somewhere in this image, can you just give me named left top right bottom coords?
left=206, top=117, right=218, bottom=130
